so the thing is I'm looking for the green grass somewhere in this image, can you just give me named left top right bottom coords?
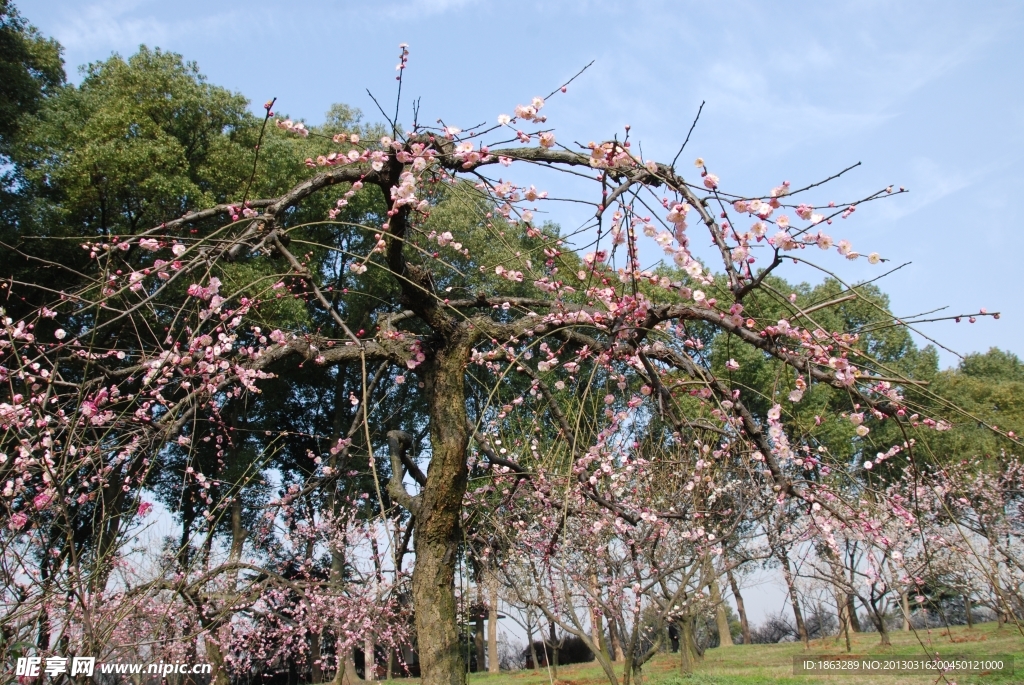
left=461, top=622, right=1024, bottom=685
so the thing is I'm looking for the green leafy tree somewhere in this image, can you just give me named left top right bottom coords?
left=0, top=0, right=63, bottom=153
left=921, top=348, right=1024, bottom=462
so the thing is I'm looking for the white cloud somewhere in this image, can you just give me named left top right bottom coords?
left=382, top=0, right=480, bottom=20
left=51, top=0, right=254, bottom=60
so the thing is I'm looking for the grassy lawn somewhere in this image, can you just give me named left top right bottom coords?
left=460, top=622, right=1024, bottom=685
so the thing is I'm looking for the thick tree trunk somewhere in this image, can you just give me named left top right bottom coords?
left=679, top=628, right=692, bottom=675
left=877, top=620, right=891, bottom=646
left=589, top=570, right=611, bottom=660
left=704, top=556, right=733, bottom=647
left=549, top=620, right=560, bottom=676
left=310, top=632, right=323, bottom=684
left=609, top=618, right=625, bottom=662
left=846, top=593, right=862, bottom=632
left=709, top=576, right=733, bottom=648
left=678, top=617, right=700, bottom=675
left=474, top=614, right=485, bottom=672
left=411, top=344, right=470, bottom=685
left=331, top=652, right=361, bottom=685
left=204, top=631, right=231, bottom=685
left=726, top=567, right=751, bottom=645
left=487, top=572, right=500, bottom=673
left=365, top=634, right=376, bottom=681
left=868, top=598, right=890, bottom=646
left=836, top=590, right=852, bottom=652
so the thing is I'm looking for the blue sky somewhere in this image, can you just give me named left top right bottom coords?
left=26, top=0, right=1024, bottom=368
left=23, top=0, right=1024, bottom=626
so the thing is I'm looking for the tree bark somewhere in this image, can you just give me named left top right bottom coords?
left=778, top=549, right=809, bottom=647
left=836, top=590, right=852, bottom=652
left=678, top=617, right=700, bottom=675
left=549, top=620, right=560, bottom=676
left=901, top=591, right=910, bottom=631
left=589, top=570, right=611, bottom=660
left=526, top=610, right=539, bottom=670
left=410, top=343, right=471, bottom=685
left=726, top=566, right=751, bottom=645
left=709, top=574, right=733, bottom=647
left=867, top=597, right=890, bottom=646
left=608, top=617, right=625, bottom=662
left=846, top=593, right=862, bottom=633
left=474, top=615, right=485, bottom=672
left=991, top=550, right=1007, bottom=629
left=204, top=630, right=231, bottom=685
left=365, top=634, right=376, bottom=681
left=487, top=571, right=500, bottom=673
left=331, top=651, right=361, bottom=685
left=311, top=631, right=323, bottom=684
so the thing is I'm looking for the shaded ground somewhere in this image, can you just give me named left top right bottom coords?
left=457, top=622, right=1024, bottom=685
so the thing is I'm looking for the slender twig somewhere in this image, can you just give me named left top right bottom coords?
left=671, top=100, right=705, bottom=170
left=241, top=97, right=276, bottom=207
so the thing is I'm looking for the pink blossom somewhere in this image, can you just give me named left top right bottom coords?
left=33, top=491, right=53, bottom=511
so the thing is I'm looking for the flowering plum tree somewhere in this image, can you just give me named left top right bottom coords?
left=0, top=43, right=1013, bottom=685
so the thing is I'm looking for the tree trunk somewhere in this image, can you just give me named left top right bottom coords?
left=411, top=344, right=470, bottom=685
left=589, top=570, right=611, bottom=660
left=679, top=627, right=692, bottom=675
left=549, top=620, right=560, bottom=676
left=964, top=594, right=974, bottom=629
left=331, top=651, right=361, bottom=685
left=778, top=549, right=808, bottom=647
left=204, top=630, right=231, bottom=685
left=901, top=591, right=911, bottom=631
left=991, top=551, right=1007, bottom=629
left=311, top=631, right=323, bottom=684
left=868, top=598, right=890, bottom=646
left=526, top=610, right=539, bottom=670
left=709, top=576, right=733, bottom=648
left=836, top=590, right=852, bottom=652
left=365, top=634, right=376, bottom=681
left=678, top=617, right=700, bottom=675
left=846, top=593, right=862, bottom=633
left=877, top=620, right=891, bottom=646
left=609, top=617, right=625, bottom=662
left=726, top=567, right=750, bottom=645
left=487, top=572, right=499, bottom=673
left=474, top=614, right=485, bottom=672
